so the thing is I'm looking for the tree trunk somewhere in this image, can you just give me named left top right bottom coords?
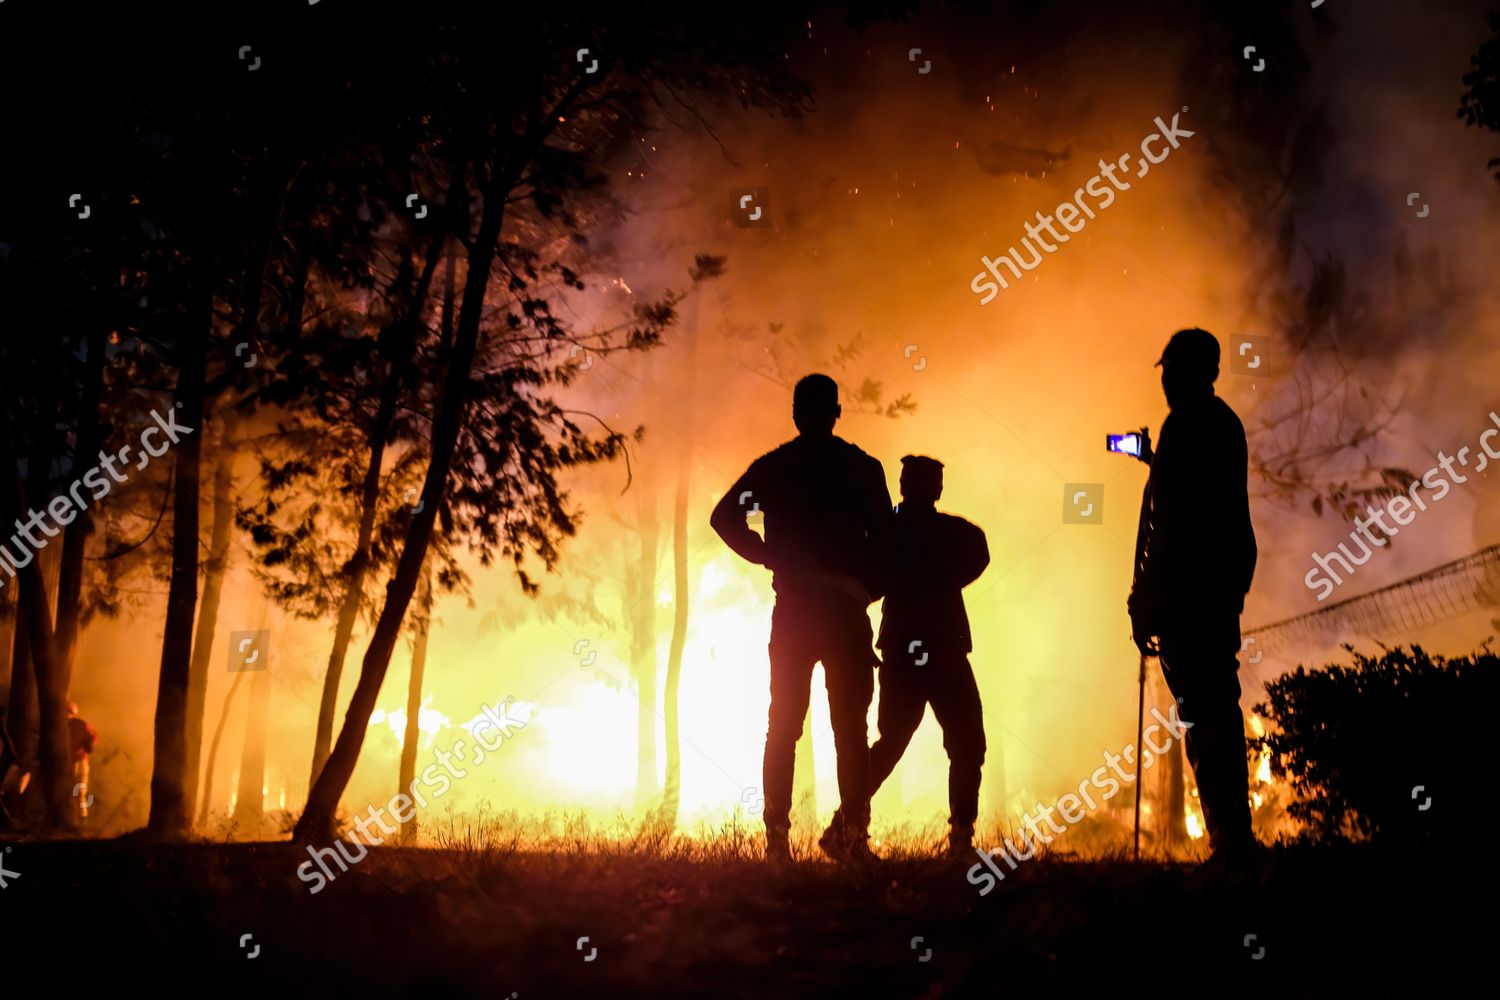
left=14, top=565, right=69, bottom=828
left=6, top=597, right=35, bottom=770
left=660, top=448, right=689, bottom=830
left=398, top=559, right=433, bottom=844
left=295, top=154, right=509, bottom=842
left=659, top=294, right=701, bottom=831
left=165, top=160, right=289, bottom=832
left=50, top=324, right=107, bottom=708
left=145, top=253, right=211, bottom=837
left=232, top=663, right=272, bottom=835
left=0, top=584, right=13, bottom=716
left=196, top=669, right=246, bottom=827
left=0, top=418, right=71, bottom=828
left=629, top=482, right=659, bottom=810
left=5, top=348, right=63, bottom=782
left=184, top=431, right=236, bottom=819
left=1, top=502, right=21, bottom=824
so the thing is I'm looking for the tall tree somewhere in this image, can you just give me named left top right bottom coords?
left=398, top=559, right=434, bottom=844
left=182, top=428, right=239, bottom=818
left=196, top=669, right=247, bottom=828
left=305, top=218, right=454, bottom=791
left=657, top=264, right=715, bottom=830
left=627, top=480, right=661, bottom=809
left=296, top=16, right=809, bottom=840
left=0, top=401, right=71, bottom=828
left=144, top=238, right=212, bottom=836
left=232, top=667, right=272, bottom=833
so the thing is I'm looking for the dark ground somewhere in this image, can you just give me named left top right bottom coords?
left=0, top=838, right=1485, bottom=997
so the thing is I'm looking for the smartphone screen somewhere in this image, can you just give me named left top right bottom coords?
left=1107, top=433, right=1142, bottom=457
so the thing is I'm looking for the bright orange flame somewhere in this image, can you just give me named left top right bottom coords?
left=1185, top=785, right=1205, bottom=839
left=1255, top=747, right=1272, bottom=786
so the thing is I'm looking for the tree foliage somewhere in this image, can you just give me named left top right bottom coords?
left=1459, top=12, right=1500, bottom=183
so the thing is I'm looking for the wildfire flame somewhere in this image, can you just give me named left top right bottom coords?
left=369, top=700, right=452, bottom=748
left=1185, top=786, right=1205, bottom=840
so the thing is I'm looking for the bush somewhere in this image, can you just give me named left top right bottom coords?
left=1251, top=644, right=1499, bottom=843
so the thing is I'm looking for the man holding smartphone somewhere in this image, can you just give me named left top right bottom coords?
left=1128, top=328, right=1258, bottom=865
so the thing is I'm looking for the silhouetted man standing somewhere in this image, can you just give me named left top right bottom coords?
left=829, top=455, right=989, bottom=855
left=711, top=374, right=891, bottom=863
left=1129, top=328, right=1258, bottom=864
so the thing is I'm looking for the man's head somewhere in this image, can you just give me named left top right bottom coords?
left=1156, top=327, right=1219, bottom=410
left=792, top=373, right=841, bottom=436
left=899, top=455, right=944, bottom=508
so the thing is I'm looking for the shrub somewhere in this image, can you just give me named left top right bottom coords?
left=1251, top=644, right=1498, bottom=842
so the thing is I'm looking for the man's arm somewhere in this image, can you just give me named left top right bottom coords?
left=710, top=462, right=772, bottom=568
left=1234, top=418, right=1257, bottom=600
left=860, top=456, right=894, bottom=599
left=1242, top=516, right=1258, bottom=599
left=868, top=459, right=894, bottom=539
left=954, top=522, right=990, bottom=589
left=1133, top=413, right=1178, bottom=591
left=1128, top=428, right=1163, bottom=657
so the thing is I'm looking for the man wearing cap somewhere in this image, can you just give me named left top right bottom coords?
left=1128, top=328, right=1258, bottom=863
left=711, top=373, right=892, bottom=863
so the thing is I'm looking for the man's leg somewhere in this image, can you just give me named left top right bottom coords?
left=820, top=603, right=877, bottom=846
left=764, top=605, right=817, bottom=853
left=926, top=653, right=986, bottom=851
left=867, top=660, right=926, bottom=796
left=1158, top=615, right=1253, bottom=857
left=823, top=655, right=875, bottom=840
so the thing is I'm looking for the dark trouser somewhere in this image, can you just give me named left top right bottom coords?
left=869, top=652, right=986, bottom=835
left=1157, top=612, right=1253, bottom=854
left=764, top=595, right=876, bottom=838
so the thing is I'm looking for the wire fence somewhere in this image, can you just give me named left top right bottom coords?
left=1244, top=544, right=1500, bottom=657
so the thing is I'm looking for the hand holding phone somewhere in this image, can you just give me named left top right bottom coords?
left=1107, top=432, right=1143, bottom=457
left=1106, top=427, right=1153, bottom=465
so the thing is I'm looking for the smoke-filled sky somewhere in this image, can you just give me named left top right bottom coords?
left=66, top=0, right=1500, bottom=839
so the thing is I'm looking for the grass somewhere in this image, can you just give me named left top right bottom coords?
left=0, top=815, right=1480, bottom=996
